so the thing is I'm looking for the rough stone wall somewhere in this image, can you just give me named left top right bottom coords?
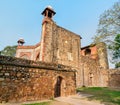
left=81, top=45, right=98, bottom=59
left=80, top=56, right=109, bottom=87
left=39, top=18, right=81, bottom=87
left=0, top=56, right=76, bottom=103
left=56, top=26, right=81, bottom=87
left=108, top=69, right=120, bottom=88
left=40, top=18, right=81, bottom=69
left=56, top=26, right=81, bottom=69
left=96, top=42, right=109, bottom=69
left=80, top=55, right=120, bottom=88
left=81, top=43, right=109, bottom=70
left=16, top=43, right=41, bottom=61
left=40, top=18, right=54, bottom=62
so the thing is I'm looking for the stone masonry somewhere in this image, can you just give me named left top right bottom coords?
left=3, top=6, right=120, bottom=103
left=0, top=56, right=76, bottom=102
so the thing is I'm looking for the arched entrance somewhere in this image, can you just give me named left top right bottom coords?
left=54, top=76, right=62, bottom=97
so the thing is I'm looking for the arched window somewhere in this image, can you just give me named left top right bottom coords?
left=85, top=48, right=91, bottom=56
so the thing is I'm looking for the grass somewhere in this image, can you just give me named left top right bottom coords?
left=22, top=101, right=50, bottom=105
left=77, top=87, right=120, bottom=105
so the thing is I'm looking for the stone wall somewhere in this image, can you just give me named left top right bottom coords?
left=39, top=18, right=81, bottom=87
left=80, top=56, right=109, bottom=87
left=16, top=43, right=41, bottom=61
left=0, top=56, right=76, bottom=103
left=108, top=69, right=120, bottom=88
left=40, top=18, right=81, bottom=69
left=56, top=26, right=81, bottom=68
left=96, top=42, right=109, bottom=69
left=80, top=56, right=120, bottom=88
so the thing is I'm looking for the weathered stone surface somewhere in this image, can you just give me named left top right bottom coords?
left=0, top=56, right=76, bottom=103
left=1, top=7, right=120, bottom=104
left=108, top=69, right=120, bottom=88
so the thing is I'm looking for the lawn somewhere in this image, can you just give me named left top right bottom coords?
left=22, top=101, right=50, bottom=105
left=77, top=87, right=120, bottom=105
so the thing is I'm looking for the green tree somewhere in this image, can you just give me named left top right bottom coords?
left=1, top=45, right=17, bottom=57
left=109, top=34, right=120, bottom=68
left=93, top=1, right=120, bottom=68
left=115, top=62, right=120, bottom=68
left=93, top=1, right=120, bottom=43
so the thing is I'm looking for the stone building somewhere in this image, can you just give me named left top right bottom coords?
left=1, top=6, right=120, bottom=103
left=16, top=6, right=109, bottom=87
left=16, top=6, right=81, bottom=69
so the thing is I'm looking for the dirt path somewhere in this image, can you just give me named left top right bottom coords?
left=0, top=94, right=104, bottom=105
left=50, top=101, right=72, bottom=105
left=54, top=95, right=104, bottom=105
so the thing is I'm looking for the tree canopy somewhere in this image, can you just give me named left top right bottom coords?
left=93, top=1, right=120, bottom=68
left=0, top=45, right=17, bottom=57
left=93, top=1, right=120, bottom=43
left=109, top=34, right=120, bottom=68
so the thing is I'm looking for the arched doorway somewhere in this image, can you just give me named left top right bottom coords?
left=54, top=76, right=62, bottom=97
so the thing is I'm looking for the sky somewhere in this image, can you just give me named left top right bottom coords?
left=0, top=0, right=119, bottom=51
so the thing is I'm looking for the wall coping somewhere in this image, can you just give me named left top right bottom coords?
left=0, top=56, right=76, bottom=72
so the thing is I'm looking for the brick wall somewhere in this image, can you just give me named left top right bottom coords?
left=0, top=56, right=76, bottom=103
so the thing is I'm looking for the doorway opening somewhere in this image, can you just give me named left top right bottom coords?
left=54, top=76, right=62, bottom=97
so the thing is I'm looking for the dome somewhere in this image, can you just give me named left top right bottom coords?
left=47, top=5, right=53, bottom=9
left=17, top=38, right=25, bottom=45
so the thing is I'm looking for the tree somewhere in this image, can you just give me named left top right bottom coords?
left=115, top=62, right=120, bottom=68
left=108, top=34, right=120, bottom=68
left=93, top=1, right=120, bottom=68
left=93, top=1, right=120, bottom=43
left=0, top=45, right=17, bottom=57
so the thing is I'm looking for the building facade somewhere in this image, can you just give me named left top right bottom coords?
left=16, top=6, right=109, bottom=87
left=1, top=6, right=120, bottom=103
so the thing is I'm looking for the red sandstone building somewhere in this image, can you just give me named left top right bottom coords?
left=16, top=6, right=109, bottom=87
left=2, top=6, right=120, bottom=103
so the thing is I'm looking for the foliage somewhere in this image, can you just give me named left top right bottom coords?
left=0, top=45, right=17, bottom=57
left=108, top=34, right=120, bottom=68
left=92, top=1, right=120, bottom=67
left=77, top=87, right=120, bottom=105
left=93, top=1, right=120, bottom=43
left=22, top=102, right=50, bottom=105
left=115, top=62, right=120, bottom=68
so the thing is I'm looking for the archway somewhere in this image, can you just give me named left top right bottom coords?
left=54, top=76, right=62, bottom=97
left=85, top=48, right=91, bottom=56
left=36, top=53, right=40, bottom=61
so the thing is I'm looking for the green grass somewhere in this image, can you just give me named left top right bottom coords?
left=22, top=101, right=50, bottom=105
left=77, top=87, right=120, bottom=105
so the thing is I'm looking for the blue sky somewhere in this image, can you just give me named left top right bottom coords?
left=0, top=0, right=119, bottom=51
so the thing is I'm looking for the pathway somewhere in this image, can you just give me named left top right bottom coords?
left=0, top=93, right=105, bottom=105
left=54, top=94, right=104, bottom=105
